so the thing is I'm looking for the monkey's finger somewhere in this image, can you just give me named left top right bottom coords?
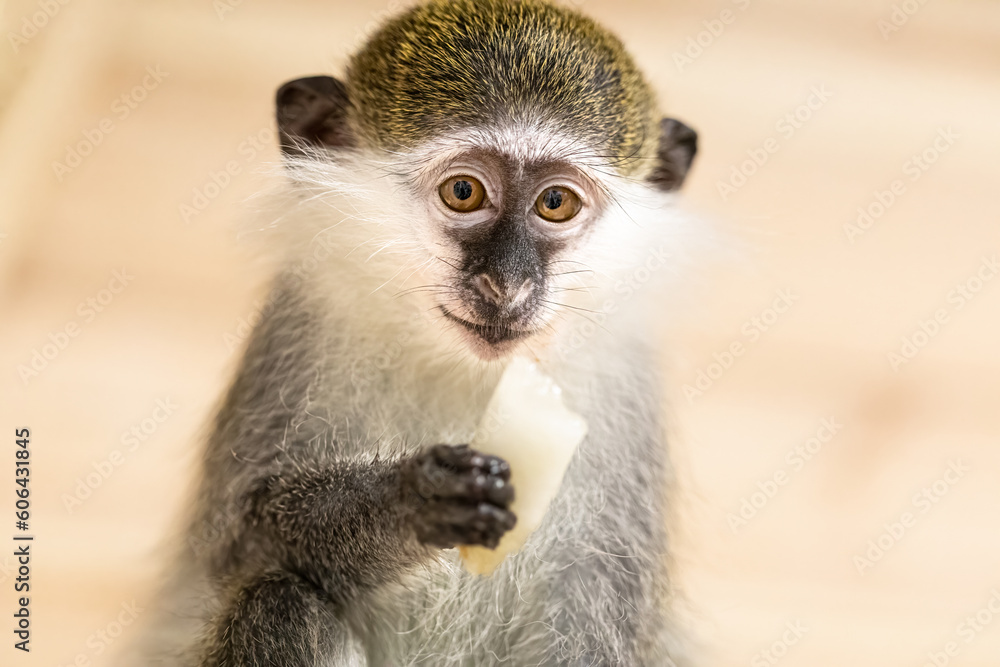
left=417, top=501, right=516, bottom=543
left=413, top=506, right=489, bottom=548
left=469, top=502, right=517, bottom=533
left=449, top=502, right=517, bottom=537
left=470, top=454, right=511, bottom=481
left=427, top=446, right=513, bottom=483
left=428, top=443, right=476, bottom=470
left=459, top=473, right=515, bottom=506
left=462, top=504, right=518, bottom=549
left=429, top=470, right=515, bottom=507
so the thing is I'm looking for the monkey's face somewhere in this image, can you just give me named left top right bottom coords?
left=406, top=142, right=608, bottom=360
left=275, top=68, right=696, bottom=362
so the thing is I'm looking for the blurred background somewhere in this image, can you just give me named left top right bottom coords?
left=1, top=0, right=998, bottom=665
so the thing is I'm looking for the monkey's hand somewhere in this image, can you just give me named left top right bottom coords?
left=401, top=444, right=516, bottom=550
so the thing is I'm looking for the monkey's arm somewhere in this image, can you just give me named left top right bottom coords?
left=196, top=279, right=514, bottom=609
left=251, top=459, right=419, bottom=605
left=246, top=445, right=515, bottom=606
left=197, top=443, right=516, bottom=666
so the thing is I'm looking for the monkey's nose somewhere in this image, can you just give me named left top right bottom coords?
left=473, top=274, right=533, bottom=309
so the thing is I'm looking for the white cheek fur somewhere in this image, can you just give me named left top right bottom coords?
left=249, top=137, right=703, bottom=365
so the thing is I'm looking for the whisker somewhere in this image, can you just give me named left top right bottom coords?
left=540, top=299, right=602, bottom=315
left=393, top=284, right=459, bottom=299
left=550, top=286, right=596, bottom=294
left=435, top=255, right=463, bottom=271
left=549, top=269, right=595, bottom=278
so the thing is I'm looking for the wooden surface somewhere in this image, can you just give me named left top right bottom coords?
left=1, top=0, right=998, bottom=665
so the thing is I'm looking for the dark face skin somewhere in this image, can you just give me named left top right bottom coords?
left=411, top=146, right=606, bottom=357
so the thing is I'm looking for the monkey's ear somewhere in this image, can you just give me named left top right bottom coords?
left=275, top=76, right=354, bottom=156
left=648, top=118, right=698, bottom=191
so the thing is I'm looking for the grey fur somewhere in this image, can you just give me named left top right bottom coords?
left=126, top=2, right=698, bottom=665
left=126, top=268, right=690, bottom=666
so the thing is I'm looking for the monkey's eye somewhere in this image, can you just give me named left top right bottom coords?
left=439, top=176, right=486, bottom=212
left=535, top=186, right=582, bottom=223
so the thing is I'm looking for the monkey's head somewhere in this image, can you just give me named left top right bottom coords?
left=274, top=0, right=697, bottom=360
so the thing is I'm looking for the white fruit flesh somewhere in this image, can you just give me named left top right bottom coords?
left=459, top=357, right=588, bottom=575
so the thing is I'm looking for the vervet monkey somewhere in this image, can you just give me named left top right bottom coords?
left=135, top=0, right=699, bottom=664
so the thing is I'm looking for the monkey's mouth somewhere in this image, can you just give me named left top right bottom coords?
left=440, top=308, right=538, bottom=347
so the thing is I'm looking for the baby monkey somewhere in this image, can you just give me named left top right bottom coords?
left=136, top=0, right=699, bottom=665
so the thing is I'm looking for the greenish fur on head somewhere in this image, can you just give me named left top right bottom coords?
left=346, top=0, right=659, bottom=176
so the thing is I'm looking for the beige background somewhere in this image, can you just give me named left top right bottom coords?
left=1, top=0, right=999, bottom=665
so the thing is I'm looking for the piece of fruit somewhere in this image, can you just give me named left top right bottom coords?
left=459, top=357, right=588, bottom=575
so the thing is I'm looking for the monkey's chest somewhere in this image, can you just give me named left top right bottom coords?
left=359, top=469, right=633, bottom=666
left=360, top=543, right=569, bottom=666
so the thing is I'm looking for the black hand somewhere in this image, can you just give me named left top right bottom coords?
left=401, top=444, right=516, bottom=549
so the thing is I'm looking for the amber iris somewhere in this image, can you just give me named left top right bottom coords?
left=535, top=186, right=581, bottom=222
left=439, top=176, right=486, bottom=212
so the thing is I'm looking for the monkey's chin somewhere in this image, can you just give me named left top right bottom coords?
left=440, top=308, right=540, bottom=361
left=460, top=335, right=529, bottom=361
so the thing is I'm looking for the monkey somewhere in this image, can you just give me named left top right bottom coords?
left=128, top=0, right=699, bottom=665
